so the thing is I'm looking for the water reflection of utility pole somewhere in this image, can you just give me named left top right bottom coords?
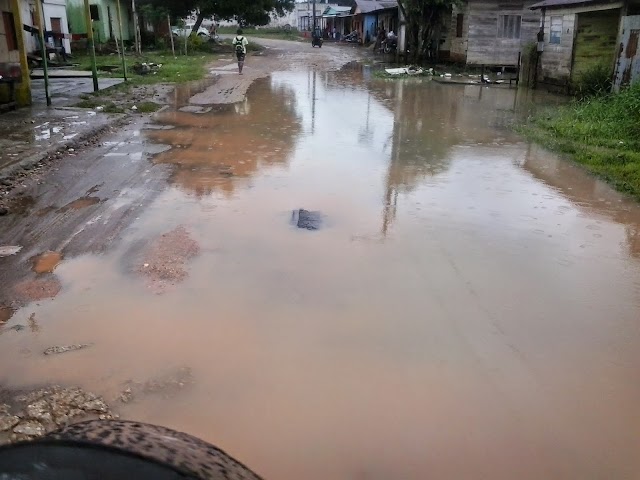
left=358, top=92, right=373, bottom=144
left=311, top=69, right=317, bottom=134
left=381, top=81, right=403, bottom=237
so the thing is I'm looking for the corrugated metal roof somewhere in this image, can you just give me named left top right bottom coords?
left=353, top=0, right=398, bottom=14
left=530, top=0, right=616, bottom=9
left=323, top=5, right=352, bottom=15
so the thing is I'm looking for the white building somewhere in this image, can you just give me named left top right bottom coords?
left=20, top=0, right=71, bottom=55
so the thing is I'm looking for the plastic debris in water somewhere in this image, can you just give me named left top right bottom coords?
left=0, top=246, right=22, bottom=257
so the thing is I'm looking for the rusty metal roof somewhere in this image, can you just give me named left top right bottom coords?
left=530, top=0, right=618, bottom=9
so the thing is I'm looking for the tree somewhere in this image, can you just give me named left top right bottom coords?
left=138, top=0, right=294, bottom=33
left=397, top=0, right=457, bottom=63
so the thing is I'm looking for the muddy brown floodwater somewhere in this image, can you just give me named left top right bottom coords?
left=2, top=54, right=640, bottom=479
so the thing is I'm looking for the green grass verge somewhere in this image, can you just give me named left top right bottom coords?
left=74, top=51, right=218, bottom=86
left=519, top=83, right=640, bottom=198
left=75, top=98, right=125, bottom=113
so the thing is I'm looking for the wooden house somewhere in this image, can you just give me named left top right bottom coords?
left=530, top=0, right=640, bottom=88
left=351, top=0, right=398, bottom=43
left=442, top=0, right=540, bottom=66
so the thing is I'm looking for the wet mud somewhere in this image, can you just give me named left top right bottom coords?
left=31, top=252, right=63, bottom=274
left=0, top=306, right=14, bottom=325
left=13, top=277, right=62, bottom=302
left=57, top=197, right=101, bottom=212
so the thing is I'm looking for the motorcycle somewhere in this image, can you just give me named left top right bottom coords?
left=382, top=36, right=397, bottom=54
left=343, top=31, right=360, bottom=43
left=311, top=28, right=323, bottom=48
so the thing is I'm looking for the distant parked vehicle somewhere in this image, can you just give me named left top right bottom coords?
left=172, top=25, right=211, bottom=39
left=311, top=27, right=323, bottom=48
left=343, top=31, right=360, bottom=43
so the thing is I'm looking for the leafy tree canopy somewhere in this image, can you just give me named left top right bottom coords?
left=139, top=0, right=294, bottom=30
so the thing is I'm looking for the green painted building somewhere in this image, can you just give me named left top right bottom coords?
left=66, top=0, right=133, bottom=43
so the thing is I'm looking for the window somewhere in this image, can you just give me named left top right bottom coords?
left=497, top=14, right=521, bottom=39
left=456, top=13, right=464, bottom=38
left=89, top=5, right=100, bottom=21
left=2, top=11, right=18, bottom=51
left=549, top=16, right=562, bottom=44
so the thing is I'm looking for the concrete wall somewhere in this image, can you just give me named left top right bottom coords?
left=18, top=0, right=70, bottom=54
left=1, top=0, right=31, bottom=105
left=0, top=0, right=21, bottom=63
left=44, top=0, right=71, bottom=53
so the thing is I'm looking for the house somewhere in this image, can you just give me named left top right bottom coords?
left=322, top=5, right=351, bottom=38
left=20, top=0, right=71, bottom=57
left=443, top=0, right=540, bottom=66
left=67, top=0, right=133, bottom=44
left=1, top=0, right=30, bottom=106
left=350, top=0, right=398, bottom=43
left=530, top=0, right=640, bottom=88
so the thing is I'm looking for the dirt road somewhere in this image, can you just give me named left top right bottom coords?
left=2, top=38, right=640, bottom=479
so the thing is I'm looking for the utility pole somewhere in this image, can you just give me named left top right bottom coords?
left=83, top=0, right=99, bottom=91
left=312, top=0, right=316, bottom=30
left=116, top=0, right=128, bottom=81
left=34, top=0, right=50, bottom=105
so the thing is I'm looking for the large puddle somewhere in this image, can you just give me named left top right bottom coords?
left=3, top=68, right=640, bottom=479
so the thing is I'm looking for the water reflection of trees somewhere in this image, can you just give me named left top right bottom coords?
left=523, top=144, right=640, bottom=259
left=369, top=81, right=467, bottom=234
left=147, top=79, right=301, bottom=197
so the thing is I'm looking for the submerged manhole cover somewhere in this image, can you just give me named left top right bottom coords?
left=291, top=209, right=322, bottom=230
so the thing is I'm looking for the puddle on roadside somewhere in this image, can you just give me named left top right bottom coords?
left=57, top=197, right=101, bottom=212
left=31, top=251, right=63, bottom=274
left=35, top=206, right=58, bottom=217
left=0, top=306, right=14, bottom=324
left=3, top=66, right=640, bottom=480
left=148, top=78, right=301, bottom=196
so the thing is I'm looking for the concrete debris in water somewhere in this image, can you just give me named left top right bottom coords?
left=119, top=366, right=194, bottom=402
left=43, top=344, right=93, bottom=356
left=0, top=246, right=22, bottom=257
left=292, top=209, right=322, bottom=230
left=137, top=226, right=200, bottom=294
left=0, top=386, right=117, bottom=445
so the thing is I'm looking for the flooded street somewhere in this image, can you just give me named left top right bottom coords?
left=2, top=41, right=640, bottom=478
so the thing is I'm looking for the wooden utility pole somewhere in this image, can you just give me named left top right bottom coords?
left=116, top=0, right=128, bottom=81
left=312, top=0, right=316, bottom=30
left=168, top=15, right=176, bottom=58
left=131, top=0, right=141, bottom=54
left=34, top=0, right=51, bottom=105
left=83, top=0, right=99, bottom=91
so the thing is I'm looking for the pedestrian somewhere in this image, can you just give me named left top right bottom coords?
left=232, top=29, right=249, bottom=75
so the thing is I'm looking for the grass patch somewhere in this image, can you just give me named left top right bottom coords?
left=520, top=83, right=640, bottom=198
left=75, top=98, right=125, bottom=113
left=74, top=51, right=217, bottom=86
left=136, top=101, right=163, bottom=113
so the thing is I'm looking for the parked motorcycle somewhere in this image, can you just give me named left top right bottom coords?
left=382, top=36, right=397, bottom=54
left=312, top=28, right=323, bottom=48
left=343, top=31, right=360, bottom=43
